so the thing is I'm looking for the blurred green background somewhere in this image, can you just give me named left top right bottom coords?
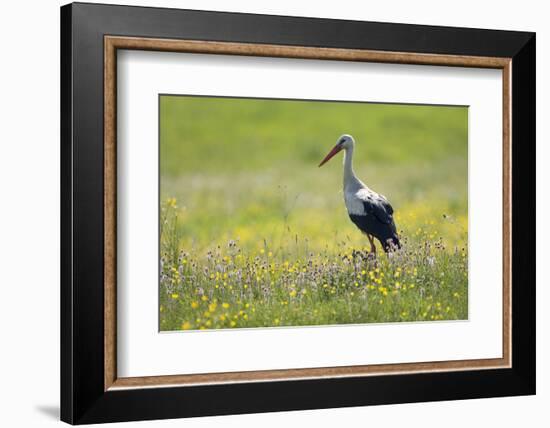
left=160, top=95, right=468, bottom=254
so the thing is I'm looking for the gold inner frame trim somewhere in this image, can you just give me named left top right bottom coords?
left=104, top=35, right=512, bottom=391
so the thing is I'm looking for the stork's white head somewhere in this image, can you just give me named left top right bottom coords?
left=318, top=134, right=355, bottom=167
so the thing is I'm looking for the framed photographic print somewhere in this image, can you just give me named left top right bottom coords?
left=60, top=2, right=535, bottom=424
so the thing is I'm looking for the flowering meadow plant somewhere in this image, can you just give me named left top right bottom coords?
left=160, top=200, right=467, bottom=330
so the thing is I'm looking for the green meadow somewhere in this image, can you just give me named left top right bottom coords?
left=159, top=95, right=468, bottom=331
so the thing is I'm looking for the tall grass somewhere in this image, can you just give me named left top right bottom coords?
left=160, top=200, right=468, bottom=330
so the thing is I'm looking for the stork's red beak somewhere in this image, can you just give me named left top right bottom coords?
left=318, top=144, right=342, bottom=167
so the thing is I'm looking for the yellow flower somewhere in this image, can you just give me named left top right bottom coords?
left=289, top=290, right=297, bottom=298
left=181, top=321, right=192, bottom=330
left=208, top=302, right=217, bottom=312
left=230, top=321, right=236, bottom=327
left=190, top=301, right=199, bottom=309
left=201, top=295, right=209, bottom=302
left=166, top=197, right=177, bottom=208
left=171, top=293, right=179, bottom=299
left=222, top=302, right=230, bottom=309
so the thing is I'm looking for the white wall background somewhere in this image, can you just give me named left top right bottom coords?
left=0, top=1, right=545, bottom=427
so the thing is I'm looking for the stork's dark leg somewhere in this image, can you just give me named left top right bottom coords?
left=367, top=234, right=377, bottom=255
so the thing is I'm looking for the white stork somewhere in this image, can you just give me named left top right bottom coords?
left=319, top=134, right=401, bottom=254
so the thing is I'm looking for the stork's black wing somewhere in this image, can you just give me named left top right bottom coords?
left=364, top=195, right=394, bottom=225
left=348, top=192, right=401, bottom=252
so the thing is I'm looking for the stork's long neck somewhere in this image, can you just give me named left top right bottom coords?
left=343, top=145, right=359, bottom=190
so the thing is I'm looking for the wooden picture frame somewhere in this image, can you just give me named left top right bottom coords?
left=61, top=2, right=535, bottom=424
